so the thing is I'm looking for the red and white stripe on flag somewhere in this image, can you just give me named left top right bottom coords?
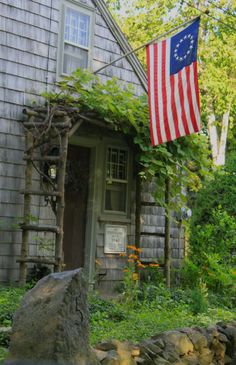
left=146, top=19, right=201, bottom=146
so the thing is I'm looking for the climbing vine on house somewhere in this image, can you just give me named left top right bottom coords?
left=44, top=68, right=210, bottom=209
left=43, top=68, right=210, bottom=286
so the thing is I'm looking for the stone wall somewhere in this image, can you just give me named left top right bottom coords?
left=94, top=321, right=236, bottom=365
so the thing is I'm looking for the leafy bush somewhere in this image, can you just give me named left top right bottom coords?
left=190, top=159, right=236, bottom=228
left=187, top=159, right=236, bottom=302
left=0, top=346, right=8, bottom=362
left=0, top=286, right=26, bottom=327
left=180, top=254, right=236, bottom=307
left=89, top=293, right=126, bottom=322
left=190, top=208, right=236, bottom=266
left=189, top=281, right=209, bottom=314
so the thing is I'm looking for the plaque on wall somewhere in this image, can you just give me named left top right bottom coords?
left=104, top=225, right=127, bottom=254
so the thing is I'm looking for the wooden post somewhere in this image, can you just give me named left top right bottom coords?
left=54, top=122, right=69, bottom=272
left=135, top=167, right=142, bottom=277
left=135, top=169, right=141, bottom=250
left=19, top=131, right=33, bottom=286
left=164, top=175, right=171, bottom=288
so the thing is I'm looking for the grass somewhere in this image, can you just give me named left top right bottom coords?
left=89, top=292, right=236, bottom=345
left=0, top=284, right=235, bottom=361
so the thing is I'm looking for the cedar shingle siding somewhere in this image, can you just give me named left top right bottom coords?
left=0, top=0, right=184, bottom=291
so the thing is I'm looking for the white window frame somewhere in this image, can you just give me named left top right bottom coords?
left=58, top=0, right=95, bottom=76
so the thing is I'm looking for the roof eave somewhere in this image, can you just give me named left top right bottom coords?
left=92, top=0, right=148, bottom=93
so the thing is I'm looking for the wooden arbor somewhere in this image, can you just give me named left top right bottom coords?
left=18, top=105, right=143, bottom=286
left=18, top=106, right=83, bottom=285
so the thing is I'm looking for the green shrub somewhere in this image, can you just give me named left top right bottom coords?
left=190, top=208, right=236, bottom=266
left=0, top=346, right=8, bottom=363
left=88, top=293, right=126, bottom=322
left=179, top=258, right=200, bottom=288
left=189, top=281, right=208, bottom=314
left=0, top=286, right=26, bottom=327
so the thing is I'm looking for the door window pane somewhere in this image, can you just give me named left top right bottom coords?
left=105, top=148, right=128, bottom=213
left=105, top=183, right=126, bottom=212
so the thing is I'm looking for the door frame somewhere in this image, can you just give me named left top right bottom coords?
left=68, top=135, right=101, bottom=286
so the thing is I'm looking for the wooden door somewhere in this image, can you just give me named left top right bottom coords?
left=63, top=145, right=90, bottom=270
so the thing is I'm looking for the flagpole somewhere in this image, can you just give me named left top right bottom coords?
left=93, top=16, right=200, bottom=75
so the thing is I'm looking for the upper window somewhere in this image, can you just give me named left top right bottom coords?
left=104, top=147, right=129, bottom=213
left=60, top=2, right=94, bottom=75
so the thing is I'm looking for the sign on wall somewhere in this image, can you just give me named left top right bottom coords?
left=104, top=225, right=127, bottom=254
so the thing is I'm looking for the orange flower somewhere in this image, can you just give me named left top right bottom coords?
left=127, top=245, right=143, bottom=253
left=149, top=263, right=160, bottom=267
left=119, top=252, right=126, bottom=257
left=137, top=263, right=146, bottom=268
left=129, top=254, right=138, bottom=260
left=127, top=245, right=137, bottom=250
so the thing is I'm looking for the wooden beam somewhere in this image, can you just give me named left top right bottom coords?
left=23, top=107, right=68, bottom=117
left=20, top=190, right=62, bottom=197
left=20, top=224, right=60, bottom=233
left=135, top=167, right=141, bottom=278
left=164, top=175, right=171, bottom=288
left=68, top=119, right=83, bottom=137
left=54, top=125, right=69, bottom=272
left=19, top=131, right=33, bottom=286
left=16, top=257, right=56, bottom=265
left=23, top=155, right=62, bottom=162
left=23, top=121, right=71, bottom=129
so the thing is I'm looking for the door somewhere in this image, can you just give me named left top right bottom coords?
left=63, top=145, right=90, bottom=270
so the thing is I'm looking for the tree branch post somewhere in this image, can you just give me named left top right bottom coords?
left=164, top=175, right=171, bottom=288
left=135, top=166, right=142, bottom=278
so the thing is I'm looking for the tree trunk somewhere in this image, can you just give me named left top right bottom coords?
left=207, top=104, right=231, bottom=166
left=215, top=110, right=230, bottom=166
left=208, top=112, right=219, bottom=165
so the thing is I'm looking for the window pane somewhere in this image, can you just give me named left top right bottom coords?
left=65, top=7, right=90, bottom=47
left=105, top=147, right=128, bottom=212
left=63, top=44, right=88, bottom=74
left=105, top=183, right=126, bottom=212
left=107, top=148, right=127, bottom=181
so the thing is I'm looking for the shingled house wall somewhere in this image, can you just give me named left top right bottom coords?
left=0, top=0, right=184, bottom=291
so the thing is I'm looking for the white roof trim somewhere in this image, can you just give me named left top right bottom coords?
left=92, top=0, right=148, bottom=93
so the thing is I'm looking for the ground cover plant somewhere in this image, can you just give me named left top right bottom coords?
left=0, top=283, right=235, bottom=362
left=0, top=286, right=27, bottom=362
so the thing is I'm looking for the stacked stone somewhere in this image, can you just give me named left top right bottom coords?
left=94, top=321, right=236, bottom=365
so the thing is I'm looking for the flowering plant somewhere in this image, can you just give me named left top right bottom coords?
left=120, top=245, right=160, bottom=308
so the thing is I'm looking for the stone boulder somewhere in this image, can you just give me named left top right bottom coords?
left=6, top=269, right=99, bottom=365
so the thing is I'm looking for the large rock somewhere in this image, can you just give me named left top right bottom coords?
left=6, top=269, right=99, bottom=365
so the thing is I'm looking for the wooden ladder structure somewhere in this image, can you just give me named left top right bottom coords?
left=18, top=106, right=74, bottom=285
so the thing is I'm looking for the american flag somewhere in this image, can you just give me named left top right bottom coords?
left=146, top=17, right=201, bottom=146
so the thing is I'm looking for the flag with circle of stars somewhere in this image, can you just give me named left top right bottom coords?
left=146, top=17, right=201, bottom=146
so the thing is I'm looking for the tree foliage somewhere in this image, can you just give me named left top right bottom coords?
left=106, top=0, right=236, bottom=165
left=185, top=153, right=236, bottom=296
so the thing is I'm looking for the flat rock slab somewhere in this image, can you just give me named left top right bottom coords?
left=6, top=269, right=99, bottom=365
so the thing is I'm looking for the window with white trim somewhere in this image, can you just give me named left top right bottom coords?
left=104, top=147, right=129, bottom=213
left=60, top=2, right=94, bottom=75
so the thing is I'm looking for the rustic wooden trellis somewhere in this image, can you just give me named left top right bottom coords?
left=18, top=106, right=84, bottom=285
left=18, top=105, right=144, bottom=286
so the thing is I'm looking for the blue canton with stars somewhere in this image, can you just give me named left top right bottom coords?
left=170, top=17, right=200, bottom=75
